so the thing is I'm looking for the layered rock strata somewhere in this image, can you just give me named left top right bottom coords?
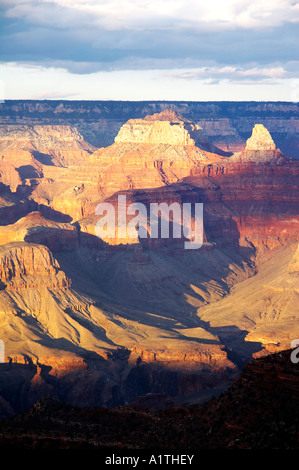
left=0, top=109, right=298, bottom=412
left=0, top=242, right=70, bottom=290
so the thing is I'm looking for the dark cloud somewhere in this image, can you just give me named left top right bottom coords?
left=0, top=0, right=298, bottom=80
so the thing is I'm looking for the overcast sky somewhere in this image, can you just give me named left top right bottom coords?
left=0, top=0, right=298, bottom=101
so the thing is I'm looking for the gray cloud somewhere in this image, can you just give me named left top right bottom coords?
left=0, top=0, right=298, bottom=84
left=166, top=62, right=299, bottom=85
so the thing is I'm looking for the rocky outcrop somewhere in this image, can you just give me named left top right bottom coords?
left=188, top=150, right=299, bottom=249
left=0, top=212, right=78, bottom=251
left=245, top=124, right=276, bottom=151
left=0, top=242, right=70, bottom=289
left=115, top=110, right=213, bottom=149
left=28, top=120, right=294, bottom=228
left=0, top=161, right=23, bottom=192
left=230, top=124, right=286, bottom=163
left=80, top=111, right=227, bottom=205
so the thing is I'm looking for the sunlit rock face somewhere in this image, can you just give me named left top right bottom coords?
left=245, top=124, right=276, bottom=151
left=0, top=241, right=70, bottom=290
left=87, top=111, right=227, bottom=207
left=0, top=211, right=79, bottom=251
left=230, top=124, right=286, bottom=164
left=114, top=110, right=212, bottom=148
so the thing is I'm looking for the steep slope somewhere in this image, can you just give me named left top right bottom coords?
left=0, top=211, right=77, bottom=247
left=197, top=244, right=299, bottom=361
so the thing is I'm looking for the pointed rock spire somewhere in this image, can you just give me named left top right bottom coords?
left=245, top=124, right=276, bottom=151
left=230, top=123, right=286, bottom=163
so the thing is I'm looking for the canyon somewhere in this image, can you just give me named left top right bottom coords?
left=0, top=104, right=298, bottom=415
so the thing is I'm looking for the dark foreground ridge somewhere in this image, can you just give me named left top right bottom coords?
left=0, top=349, right=298, bottom=450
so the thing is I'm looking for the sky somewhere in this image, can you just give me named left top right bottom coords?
left=0, top=0, right=299, bottom=101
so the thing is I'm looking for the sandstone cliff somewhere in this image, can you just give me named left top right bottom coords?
left=27, top=111, right=227, bottom=221
left=0, top=242, right=70, bottom=290
left=0, top=160, right=23, bottom=192
left=27, top=118, right=294, bottom=228
left=115, top=109, right=220, bottom=152
left=0, top=211, right=78, bottom=249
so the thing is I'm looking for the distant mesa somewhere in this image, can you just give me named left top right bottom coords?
left=114, top=110, right=226, bottom=154
left=143, top=109, right=186, bottom=122
left=87, top=109, right=230, bottom=202
left=114, top=111, right=286, bottom=163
